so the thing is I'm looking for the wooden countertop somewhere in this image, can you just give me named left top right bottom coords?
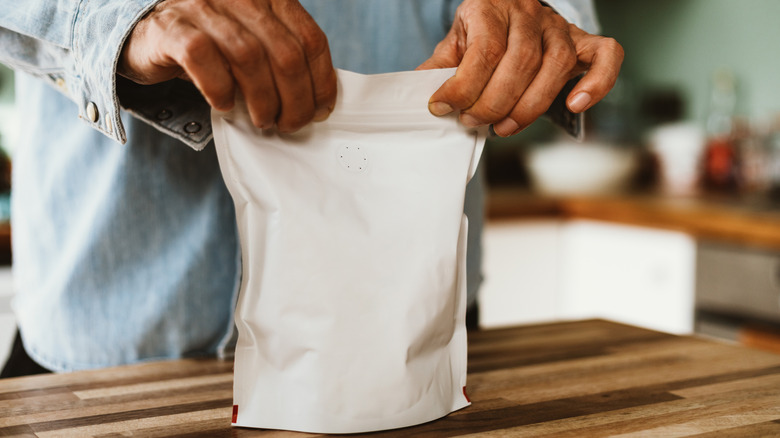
left=488, top=188, right=780, bottom=251
left=3, top=319, right=780, bottom=437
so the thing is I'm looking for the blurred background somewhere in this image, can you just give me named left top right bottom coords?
left=0, top=0, right=779, bottom=364
left=0, top=55, right=14, bottom=368
left=481, top=0, right=780, bottom=353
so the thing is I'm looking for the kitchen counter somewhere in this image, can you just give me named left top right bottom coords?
left=3, top=319, right=780, bottom=437
left=488, top=188, right=780, bottom=251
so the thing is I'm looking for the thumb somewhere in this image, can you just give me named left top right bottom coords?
left=565, top=28, right=624, bottom=113
left=416, top=53, right=456, bottom=71
left=417, top=38, right=463, bottom=116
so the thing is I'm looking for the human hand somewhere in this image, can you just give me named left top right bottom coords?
left=417, top=0, right=624, bottom=137
left=118, top=0, right=337, bottom=132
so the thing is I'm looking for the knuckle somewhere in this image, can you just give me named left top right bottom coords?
left=229, top=35, right=262, bottom=66
left=274, top=43, right=307, bottom=74
left=549, top=12, right=570, bottom=30
left=606, top=37, right=626, bottom=61
left=479, top=38, right=507, bottom=68
left=595, top=36, right=623, bottom=59
left=177, top=36, right=212, bottom=70
left=179, top=31, right=210, bottom=57
left=516, top=41, right=542, bottom=70
left=298, top=25, right=329, bottom=59
left=602, top=37, right=621, bottom=50
left=547, top=43, right=577, bottom=71
left=549, top=12, right=564, bottom=25
left=471, top=101, right=510, bottom=123
left=511, top=100, right=544, bottom=128
left=447, top=86, right=478, bottom=109
left=187, top=0, right=209, bottom=12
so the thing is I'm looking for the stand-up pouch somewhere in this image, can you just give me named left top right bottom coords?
left=212, top=68, right=486, bottom=434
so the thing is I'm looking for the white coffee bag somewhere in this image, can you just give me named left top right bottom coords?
left=212, top=68, right=486, bottom=434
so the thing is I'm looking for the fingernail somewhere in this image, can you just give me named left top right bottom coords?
left=568, top=92, right=592, bottom=113
left=459, top=113, right=482, bottom=128
left=314, top=106, right=332, bottom=122
left=493, top=118, right=520, bottom=137
left=428, top=101, right=454, bottom=116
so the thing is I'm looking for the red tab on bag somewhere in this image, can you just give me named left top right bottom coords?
left=232, top=405, right=238, bottom=423
left=463, top=386, right=471, bottom=403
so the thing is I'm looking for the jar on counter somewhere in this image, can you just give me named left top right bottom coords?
left=701, top=68, right=740, bottom=193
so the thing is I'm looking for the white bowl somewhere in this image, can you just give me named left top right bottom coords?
left=525, top=141, right=637, bottom=196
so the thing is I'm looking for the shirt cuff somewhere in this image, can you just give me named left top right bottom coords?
left=117, top=77, right=213, bottom=150
left=71, top=0, right=211, bottom=150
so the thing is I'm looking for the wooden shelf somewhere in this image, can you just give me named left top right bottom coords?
left=487, top=188, right=780, bottom=251
left=0, top=221, right=9, bottom=265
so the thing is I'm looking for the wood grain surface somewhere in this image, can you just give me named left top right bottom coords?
left=2, top=319, right=779, bottom=437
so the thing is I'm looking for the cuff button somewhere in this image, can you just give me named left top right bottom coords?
left=86, top=102, right=99, bottom=123
left=184, top=121, right=202, bottom=134
left=156, top=109, right=172, bottom=121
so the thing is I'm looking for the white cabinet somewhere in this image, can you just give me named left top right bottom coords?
left=559, top=220, right=696, bottom=334
left=0, top=267, right=15, bottom=366
left=480, top=220, right=563, bottom=328
left=479, top=219, right=696, bottom=334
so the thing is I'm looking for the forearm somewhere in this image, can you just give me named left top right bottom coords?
left=0, top=0, right=212, bottom=149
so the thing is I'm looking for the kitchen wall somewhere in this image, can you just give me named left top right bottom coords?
left=595, top=0, right=780, bottom=125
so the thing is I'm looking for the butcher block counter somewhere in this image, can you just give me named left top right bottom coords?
left=3, top=319, right=780, bottom=437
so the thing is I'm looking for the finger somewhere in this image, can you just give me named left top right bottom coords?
left=418, top=34, right=463, bottom=115
left=427, top=13, right=508, bottom=116
left=167, top=22, right=236, bottom=112
left=274, top=1, right=337, bottom=121
left=196, top=6, right=279, bottom=127
left=261, top=24, right=315, bottom=132
left=227, top=31, right=279, bottom=128
left=231, top=5, right=315, bottom=132
left=566, top=29, right=624, bottom=113
left=493, top=24, right=577, bottom=137
left=459, top=14, right=548, bottom=129
left=302, top=36, right=337, bottom=121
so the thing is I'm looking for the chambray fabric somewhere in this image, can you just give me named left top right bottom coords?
left=1, top=0, right=596, bottom=372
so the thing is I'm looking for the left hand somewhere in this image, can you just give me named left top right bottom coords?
left=417, top=0, right=624, bottom=137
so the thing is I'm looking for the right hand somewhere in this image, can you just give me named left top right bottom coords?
left=418, top=0, right=623, bottom=137
left=118, top=0, right=337, bottom=133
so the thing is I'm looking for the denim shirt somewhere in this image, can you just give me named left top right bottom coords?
left=1, top=0, right=596, bottom=372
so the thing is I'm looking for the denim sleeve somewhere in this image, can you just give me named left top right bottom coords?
left=0, top=0, right=213, bottom=150
left=444, top=1, right=599, bottom=34
left=542, top=0, right=600, bottom=33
